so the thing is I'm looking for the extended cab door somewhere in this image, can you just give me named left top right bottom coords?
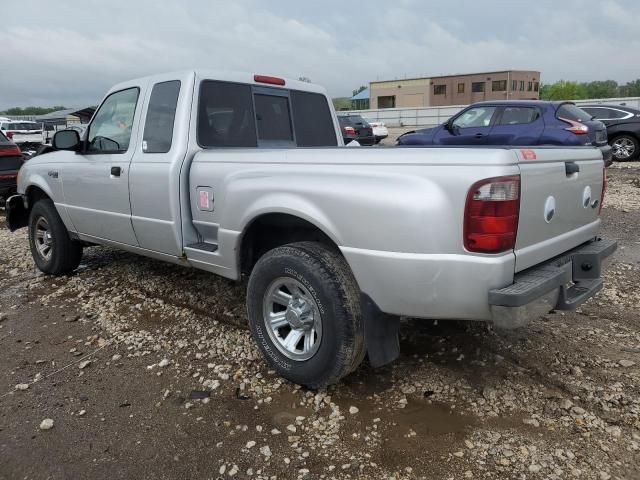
left=61, top=86, right=141, bottom=245
left=437, top=105, right=497, bottom=145
left=129, top=74, right=193, bottom=256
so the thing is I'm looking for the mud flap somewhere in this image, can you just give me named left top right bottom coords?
left=361, top=294, right=400, bottom=368
left=5, top=195, right=28, bottom=232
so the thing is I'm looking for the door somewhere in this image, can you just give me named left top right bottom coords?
left=129, top=77, right=189, bottom=256
left=436, top=105, right=497, bottom=145
left=61, top=87, right=141, bottom=245
left=488, top=106, right=544, bottom=145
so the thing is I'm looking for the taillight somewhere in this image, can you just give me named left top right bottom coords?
left=464, top=175, right=521, bottom=254
left=6, top=131, right=13, bottom=139
left=254, top=74, right=286, bottom=86
left=559, top=117, right=589, bottom=135
left=343, top=126, right=356, bottom=135
left=0, top=145, right=21, bottom=156
left=599, top=169, right=606, bottom=214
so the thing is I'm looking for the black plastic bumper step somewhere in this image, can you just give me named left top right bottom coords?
left=186, top=242, right=218, bottom=252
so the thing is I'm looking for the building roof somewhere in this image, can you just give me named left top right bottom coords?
left=35, top=107, right=96, bottom=123
left=351, top=88, right=369, bottom=101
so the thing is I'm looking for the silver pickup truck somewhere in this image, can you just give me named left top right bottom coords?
left=5, top=70, right=616, bottom=387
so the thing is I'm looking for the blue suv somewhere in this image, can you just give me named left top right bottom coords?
left=398, top=101, right=612, bottom=165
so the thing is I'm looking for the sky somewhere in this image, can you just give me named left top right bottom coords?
left=2, top=0, right=639, bottom=110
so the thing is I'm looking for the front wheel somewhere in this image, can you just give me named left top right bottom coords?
left=611, top=134, right=639, bottom=162
left=28, top=199, right=83, bottom=274
left=246, top=242, right=365, bottom=388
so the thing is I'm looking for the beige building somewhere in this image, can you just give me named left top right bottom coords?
left=369, top=70, right=541, bottom=109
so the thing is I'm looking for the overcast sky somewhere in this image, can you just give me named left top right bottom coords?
left=2, top=0, right=639, bottom=110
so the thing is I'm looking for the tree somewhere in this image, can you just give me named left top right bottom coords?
left=583, top=80, right=618, bottom=99
left=620, top=79, right=640, bottom=97
left=0, top=106, right=67, bottom=116
left=539, top=81, right=587, bottom=101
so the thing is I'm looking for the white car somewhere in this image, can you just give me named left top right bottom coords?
left=0, top=120, right=45, bottom=147
left=365, top=119, right=388, bottom=144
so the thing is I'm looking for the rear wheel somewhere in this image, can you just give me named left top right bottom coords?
left=611, top=134, right=639, bottom=162
left=28, top=199, right=82, bottom=274
left=246, top=242, right=365, bottom=388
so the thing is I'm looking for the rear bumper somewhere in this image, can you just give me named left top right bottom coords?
left=489, top=237, right=616, bottom=328
left=0, top=172, right=18, bottom=197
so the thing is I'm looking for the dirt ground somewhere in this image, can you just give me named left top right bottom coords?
left=0, top=163, right=639, bottom=480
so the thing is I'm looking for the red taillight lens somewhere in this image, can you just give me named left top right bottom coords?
left=343, top=126, right=356, bottom=135
left=254, top=74, right=286, bottom=86
left=0, top=145, right=21, bottom=156
left=558, top=116, right=589, bottom=135
left=464, top=175, right=521, bottom=254
left=599, top=169, right=606, bottom=214
left=6, top=131, right=13, bottom=139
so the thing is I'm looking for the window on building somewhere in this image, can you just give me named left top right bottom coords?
left=457, top=83, right=465, bottom=94
left=512, top=80, right=518, bottom=91
left=492, top=80, right=507, bottom=92
left=378, top=96, right=396, bottom=108
left=534, top=82, right=540, bottom=92
left=143, top=80, right=181, bottom=153
left=434, top=85, right=446, bottom=95
left=519, top=81, right=525, bottom=91
left=498, top=107, right=541, bottom=125
left=471, top=82, right=485, bottom=93
left=528, top=82, right=533, bottom=91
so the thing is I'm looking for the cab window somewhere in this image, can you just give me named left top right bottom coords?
left=87, top=87, right=139, bottom=153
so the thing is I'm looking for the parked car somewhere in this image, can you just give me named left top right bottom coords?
left=579, top=104, right=640, bottom=162
left=337, top=114, right=375, bottom=145
left=398, top=101, right=612, bottom=165
left=6, top=70, right=615, bottom=388
left=0, top=131, right=23, bottom=203
left=365, top=119, right=389, bottom=144
left=0, top=120, right=46, bottom=150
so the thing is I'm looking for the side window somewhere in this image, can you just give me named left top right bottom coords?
left=87, top=87, right=139, bottom=153
left=254, top=94, right=293, bottom=143
left=452, top=106, right=496, bottom=128
left=498, top=107, right=540, bottom=125
left=290, top=91, right=337, bottom=147
left=143, top=80, right=181, bottom=153
left=198, top=81, right=257, bottom=148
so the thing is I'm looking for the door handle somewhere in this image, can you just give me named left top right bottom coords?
left=565, top=162, right=580, bottom=175
left=111, top=166, right=122, bottom=177
left=474, top=133, right=485, bottom=138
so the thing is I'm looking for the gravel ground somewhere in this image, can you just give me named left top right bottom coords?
left=0, top=162, right=639, bottom=480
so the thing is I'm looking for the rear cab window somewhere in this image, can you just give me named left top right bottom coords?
left=197, top=80, right=337, bottom=148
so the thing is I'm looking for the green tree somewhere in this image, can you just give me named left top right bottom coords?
left=0, top=106, right=67, bottom=116
left=539, top=81, right=587, bottom=101
left=620, top=79, right=640, bottom=97
left=583, top=80, right=619, bottom=99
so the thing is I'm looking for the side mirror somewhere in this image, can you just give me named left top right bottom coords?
left=52, top=130, right=81, bottom=151
left=444, top=120, right=454, bottom=131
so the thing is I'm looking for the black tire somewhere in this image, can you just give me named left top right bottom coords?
left=246, top=242, right=365, bottom=388
left=28, top=199, right=82, bottom=275
left=611, top=134, right=639, bottom=162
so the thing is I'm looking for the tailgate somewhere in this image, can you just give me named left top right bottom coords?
left=514, top=148, right=604, bottom=272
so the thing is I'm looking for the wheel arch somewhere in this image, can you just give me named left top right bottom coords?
left=238, top=211, right=343, bottom=276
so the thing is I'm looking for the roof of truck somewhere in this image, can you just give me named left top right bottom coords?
left=107, top=70, right=329, bottom=97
